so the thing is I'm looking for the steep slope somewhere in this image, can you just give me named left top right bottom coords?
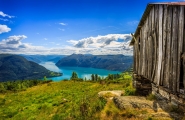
left=20, top=54, right=66, bottom=63
left=56, top=54, right=133, bottom=71
left=0, top=54, right=61, bottom=81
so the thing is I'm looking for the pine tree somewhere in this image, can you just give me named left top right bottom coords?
left=71, top=71, right=78, bottom=80
left=95, top=74, right=98, bottom=81
left=44, top=76, right=47, bottom=81
left=91, top=74, right=95, bottom=81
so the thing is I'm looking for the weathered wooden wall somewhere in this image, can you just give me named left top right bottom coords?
left=133, top=4, right=185, bottom=93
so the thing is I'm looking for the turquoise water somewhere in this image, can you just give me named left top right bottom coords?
left=40, top=62, right=121, bottom=81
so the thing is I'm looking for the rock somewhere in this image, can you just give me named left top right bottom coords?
left=113, top=96, right=153, bottom=110
left=113, top=96, right=184, bottom=119
left=98, top=90, right=124, bottom=99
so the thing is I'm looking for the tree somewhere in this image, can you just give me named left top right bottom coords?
left=91, top=74, right=95, bottom=81
left=0, top=83, right=5, bottom=92
left=44, top=76, right=47, bottom=81
left=98, top=76, right=101, bottom=81
left=107, top=74, right=113, bottom=80
left=95, top=74, right=98, bottom=81
left=71, top=71, right=78, bottom=80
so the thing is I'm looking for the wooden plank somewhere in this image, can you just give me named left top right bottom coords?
left=148, top=36, right=153, bottom=79
left=156, top=4, right=163, bottom=86
left=136, top=36, right=139, bottom=74
left=161, top=5, right=167, bottom=86
left=172, top=6, right=178, bottom=92
left=137, top=37, right=140, bottom=75
left=145, top=17, right=148, bottom=78
left=147, top=7, right=153, bottom=80
left=154, top=4, right=159, bottom=84
left=134, top=37, right=138, bottom=73
left=151, top=6, right=155, bottom=82
left=142, top=22, right=146, bottom=76
left=137, top=36, right=140, bottom=74
left=183, top=7, right=185, bottom=90
left=135, top=42, right=137, bottom=73
left=141, top=24, right=145, bottom=76
left=152, top=32, right=157, bottom=84
left=133, top=41, right=136, bottom=73
left=182, top=54, right=185, bottom=91
left=147, top=11, right=153, bottom=80
left=177, top=6, right=184, bottom=92
left=165, top=6, right=172, bottom=89
left=139, top=28, right=143, bottom=75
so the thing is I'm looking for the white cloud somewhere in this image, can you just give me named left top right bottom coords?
left=0, top=11, right=14, bottom=18
left=44, top=38, right=48, bottom=40
left=59, top=23, right=67, bottom=26
left=58, top=28, right=65, bottom=31
left=67, top=34, right=133, bottom=55
left=0, top=35, right=27, bottom=49
left=0, top=24, right=11, bottom=34
left=67, top=34, right=132, bottom=48
left=0, top=35, right=45, bottom=53
left=0, top=18, right=9, bottom=21
left=0, top=34, right=133, bottom=55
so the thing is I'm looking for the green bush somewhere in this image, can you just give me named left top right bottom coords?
left=124, top=86, right=135, bottom=96
left=0, top=79, right=52, bottom=93
left=146, top=94, right=156, bottom=101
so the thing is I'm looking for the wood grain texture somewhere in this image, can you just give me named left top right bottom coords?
left=177, top=6, right=184, bottom=92
left=156, top=4, right=163, bottom=86
left=172, top=6, right=178, bottom=92
left=165, top=6, right=172, bottom=89
left=161, top=5, right=167, bottom=86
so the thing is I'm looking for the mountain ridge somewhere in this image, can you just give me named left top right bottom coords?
left=56, top=54, right=133, bottom=71
left=0, top=54, right=62, bottom=82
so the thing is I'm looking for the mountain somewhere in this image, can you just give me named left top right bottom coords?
left=19, top=55, right=66, bottom=63
left=48, top=57, right=62, bottom=63
left=0, top=54, right=62, bottom=82
left=56, top=54, right=133, bottom=71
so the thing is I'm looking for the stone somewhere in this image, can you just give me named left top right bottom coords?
left=158, top=88, right=170, bottom=100
left=98, top=90, right=124, bottom=98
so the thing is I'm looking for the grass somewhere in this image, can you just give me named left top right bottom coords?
left=146, top=94, right=156, bottom=101
left=0, top=72, right=174, bottom=120
left=0, top=80, right=126, bottom=120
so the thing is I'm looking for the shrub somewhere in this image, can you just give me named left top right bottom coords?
left=146, top=94, right=156, bottom=101
left=147, top=117, right=153, bottom=120
left=124, top=86, right=135, bottom=96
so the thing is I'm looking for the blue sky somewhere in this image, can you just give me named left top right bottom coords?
left=0, top=0, right=182, bottom=55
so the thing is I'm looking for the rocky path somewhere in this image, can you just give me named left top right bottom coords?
left=98, top=91, right=184, bottom=120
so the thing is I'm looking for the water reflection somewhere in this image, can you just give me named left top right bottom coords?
left=40, top=62, right=61, bottom=72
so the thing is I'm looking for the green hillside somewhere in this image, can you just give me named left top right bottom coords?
left=0, top=72, right=180, bottom=120
left=0, top=54, right=62, bottom=82
left=0, top=74, right=133, bottom=120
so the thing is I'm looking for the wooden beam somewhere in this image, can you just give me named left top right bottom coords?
left=172, top=6, right=178, bottom=92
left=156, top=4, right=163, bottom=86
left=177, top=6, right=184, bottom=92
left=165, top=6, right=172, bottom=90
left=131, top=33, right=137, bottom=42
left=161, top=5, right=167, bottom=86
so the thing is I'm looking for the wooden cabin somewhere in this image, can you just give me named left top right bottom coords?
left=130, top=2, right=185, bottom=106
